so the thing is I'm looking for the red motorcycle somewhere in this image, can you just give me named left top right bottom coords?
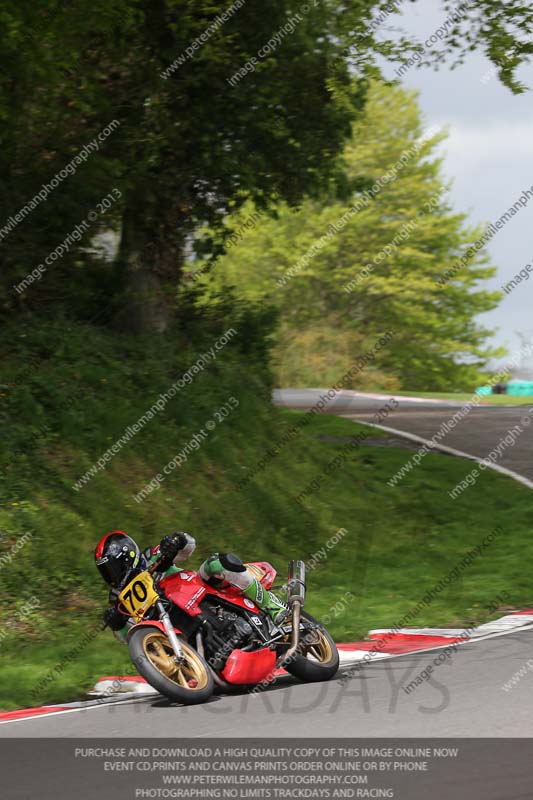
left=117, top=558, right=339, bottom=704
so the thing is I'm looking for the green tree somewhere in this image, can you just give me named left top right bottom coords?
left=1, top=1, right=531, bottom=332
left=202, top=83, right=502, bottom=390
left=0, top=0, right=373, bottom=328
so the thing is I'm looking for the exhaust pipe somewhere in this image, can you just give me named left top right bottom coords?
left=283, top=560, right=306, bottom=663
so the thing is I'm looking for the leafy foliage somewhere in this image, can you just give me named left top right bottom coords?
left=1, top=2, right=531, bottom=328
left=202, top=84, right=503, bottom=390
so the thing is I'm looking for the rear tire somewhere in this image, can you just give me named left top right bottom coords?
left=129, top=626, right=214, bottom=705
left=282, top=612, right=339, bottom=682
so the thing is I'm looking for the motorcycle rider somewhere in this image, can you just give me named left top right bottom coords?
left=95, top=530, right=288, bottom=641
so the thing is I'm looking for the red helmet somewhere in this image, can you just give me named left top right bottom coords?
left=95, top=530, right=140, bottom=588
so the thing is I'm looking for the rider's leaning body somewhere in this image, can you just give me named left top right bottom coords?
left=95, top=530, right=288, bottom=641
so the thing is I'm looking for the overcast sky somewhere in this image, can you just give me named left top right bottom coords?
left=378, top=0, right=533, bottom=364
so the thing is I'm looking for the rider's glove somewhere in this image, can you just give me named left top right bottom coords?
left=159, top=532, right=188, bottom=562
left=102, top=605, right=126, bottom=631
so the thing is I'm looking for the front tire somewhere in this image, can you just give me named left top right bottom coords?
left=282, top=612, right=339, bottom=682
left=129, top=626, right=214, bottom=705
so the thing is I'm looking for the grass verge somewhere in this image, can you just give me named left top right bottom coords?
left=1, top=319, right=532, bottom=711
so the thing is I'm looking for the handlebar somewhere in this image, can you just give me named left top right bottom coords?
left=147, top=559, right=164, bottom=576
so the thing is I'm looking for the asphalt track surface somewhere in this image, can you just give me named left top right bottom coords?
left=274, top=389, right=533, bottom=484
left=2, top=628, right=533, bottom=737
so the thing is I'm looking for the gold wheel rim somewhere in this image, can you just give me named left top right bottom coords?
left=304, top=629, right=334, bottom=664
left=284, top=626, right=335, bottom=664
left=141, top=632, right=209, bottom=690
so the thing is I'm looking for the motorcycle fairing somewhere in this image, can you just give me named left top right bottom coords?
left=221, top=647, right=277, bottom=684
left=159, top=561, right=277, bottom=617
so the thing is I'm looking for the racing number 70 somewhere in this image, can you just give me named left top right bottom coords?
left=122, top=579, right=148, bottom=613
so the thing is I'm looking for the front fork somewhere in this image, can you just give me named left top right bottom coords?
left=156, top=600, right=184, bottom=661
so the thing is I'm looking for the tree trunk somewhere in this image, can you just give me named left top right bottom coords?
left=115, top=247, right=172, bottom=335
left=113, top=199, right=181, bottom=335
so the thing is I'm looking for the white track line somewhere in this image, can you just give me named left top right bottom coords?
left=335, top=621, right=533, bottom=678
left=347, top=420, right=533, bottom=490
left=4, top=623, right=533, bottom=726
left=0, top=696, right=148, bottom=726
